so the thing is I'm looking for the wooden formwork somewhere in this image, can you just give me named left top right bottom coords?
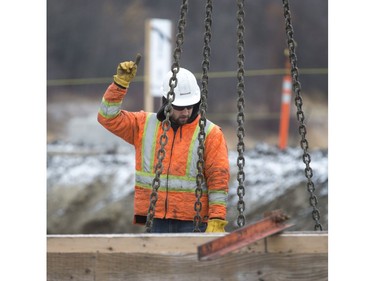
left=47, top=231, right=328, bottom=281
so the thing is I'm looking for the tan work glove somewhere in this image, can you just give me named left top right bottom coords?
left=113, top=54, right=141, bottom=88
left=205, top=219, right=228, bottom=232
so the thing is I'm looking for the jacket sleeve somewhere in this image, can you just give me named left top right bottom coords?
left=97, top=82, right=145, bottom=145
left=204, top=125, right=230, bottom=220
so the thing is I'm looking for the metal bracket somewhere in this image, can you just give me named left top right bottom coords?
left=198, top=209, right=293, bottom=261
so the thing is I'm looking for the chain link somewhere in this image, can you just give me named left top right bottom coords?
left=282, top=0, right=323, bottom=231
left=236, top=0, right=246, bottom=228
left=193, top=0, right=213, bottom=232
left=145, top=0, right=188, bottom=233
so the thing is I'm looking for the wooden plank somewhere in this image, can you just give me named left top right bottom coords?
left=47, top=232, right=328, bottom=281
left=47, top=232, right=327, bottom=254
left=47, top=252, right=327, bottom=281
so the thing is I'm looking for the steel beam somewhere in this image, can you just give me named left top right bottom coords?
left=198, top=209, right=293, bottom=261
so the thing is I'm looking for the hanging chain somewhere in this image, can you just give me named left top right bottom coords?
left=236, top=0, right=246, bottom=228
left=193, top=0, right=213, bottom=232
left=282, top=0, right=323, bottom=231
left=145, top=0, right=188, bottom=233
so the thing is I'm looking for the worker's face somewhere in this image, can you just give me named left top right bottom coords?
left=171, top=104, right=194, bottom=125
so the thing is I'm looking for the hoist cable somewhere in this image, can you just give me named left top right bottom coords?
left=145, top=0, right=189, bottom=233
left=236, top=0, right=246, bottom=228
left=193, top=0, right=213, bottom=232
left=282, top=0, right=323, bottom=231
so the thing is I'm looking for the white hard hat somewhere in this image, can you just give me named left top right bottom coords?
left=162, top=68, right=201, bottom=106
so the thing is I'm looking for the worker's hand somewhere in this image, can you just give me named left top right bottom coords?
left=205, top=219, right=228, bottom=232
left=113, top=54, right=141, bottom=88
left=113, top=60, right=138, bottom=88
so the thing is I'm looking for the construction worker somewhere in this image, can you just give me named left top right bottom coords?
left=98, top=59, right=230, bottom=233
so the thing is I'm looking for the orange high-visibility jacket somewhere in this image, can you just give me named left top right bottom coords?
left=98, top=83, right=229, bottom=224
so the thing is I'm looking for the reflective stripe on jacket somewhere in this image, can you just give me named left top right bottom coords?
left=98, top=83, right=229, bottom=223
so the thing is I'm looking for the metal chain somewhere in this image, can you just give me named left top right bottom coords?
left=193, top=0, right=213, bottom=232
left=145, top=0, right=188, bottom=233
left=236, top=0, right=246, bottom=228
left=282, top=0, right=323, bottom=231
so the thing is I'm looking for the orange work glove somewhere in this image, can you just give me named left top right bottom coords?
left=205, top=219, right=228, bottom=233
